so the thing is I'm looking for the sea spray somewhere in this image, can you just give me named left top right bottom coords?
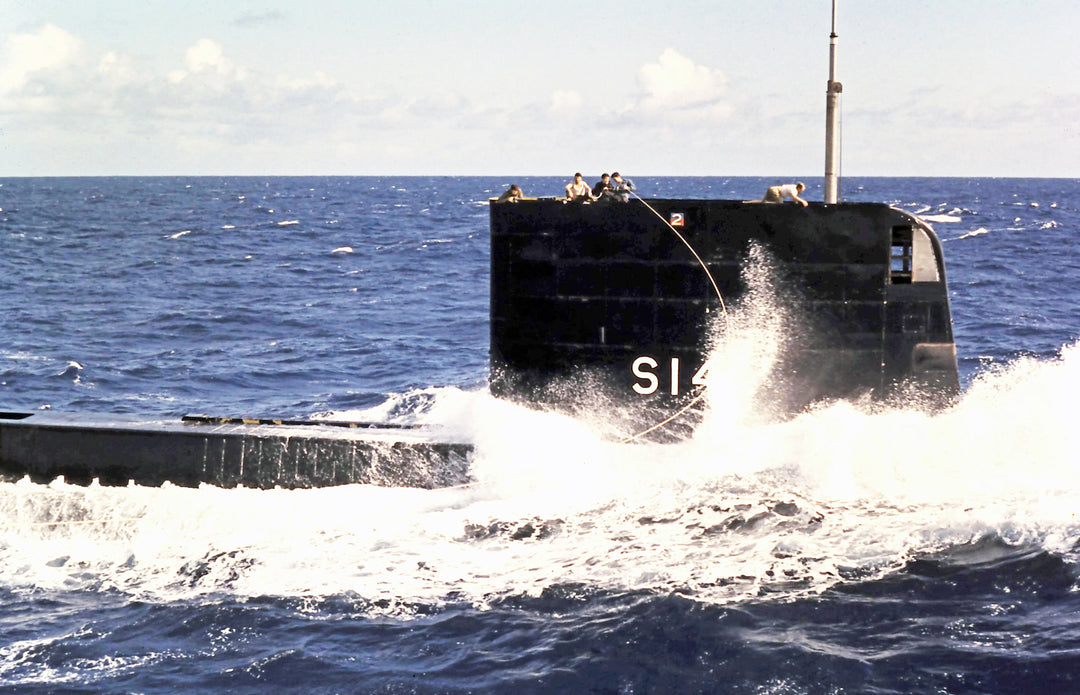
left=4, top=334, right=1077, bottom=608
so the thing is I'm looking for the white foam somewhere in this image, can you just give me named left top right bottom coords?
left=4, top=344, right=1079, bottom=608
left=3, top=260, right=1078, bottom=609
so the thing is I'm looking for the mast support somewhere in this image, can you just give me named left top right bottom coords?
left=824, top=0, right=842, bottom=204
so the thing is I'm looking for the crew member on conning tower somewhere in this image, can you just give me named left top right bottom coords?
left=565, top=173, right=594, bottom=201
left=762, top=182, right=809, bottom=207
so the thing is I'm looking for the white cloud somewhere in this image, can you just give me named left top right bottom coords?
left=187, top=38, right=227, bottom=71
left=0, top=23, right=83, bottom=95
left=281, top=70, right=338, bottom=92
left=631, top=48, right=732, bottom=121
left=3, top=23, right=591, bottom=172
left=96, top=50, right=142, bottom=87
left=549, top=89, right=583, bottom=117
left=168, top=38, right=247, bottom=85
left=0, top=29, right=740, bottom=174
left=186, top=39, right=233, bottom=75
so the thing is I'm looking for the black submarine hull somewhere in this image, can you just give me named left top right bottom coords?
left=0, top=411, right=471, bottom=489
left=490, top=198, right=959, bottom=426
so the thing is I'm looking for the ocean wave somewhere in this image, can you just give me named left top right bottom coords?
left=3, top=333, right=1077, bottom=611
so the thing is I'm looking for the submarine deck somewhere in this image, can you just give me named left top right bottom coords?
left=0, top=411, right=472, bottom=489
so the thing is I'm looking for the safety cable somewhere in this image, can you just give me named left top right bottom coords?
left=617, top=192, right=731, bottom=444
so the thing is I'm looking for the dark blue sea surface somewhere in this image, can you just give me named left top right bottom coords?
left=1, top=176, right=1079, bottom=693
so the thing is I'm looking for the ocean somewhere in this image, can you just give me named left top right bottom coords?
left=0, top=175, right=1078, bottom=693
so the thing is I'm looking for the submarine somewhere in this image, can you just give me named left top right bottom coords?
left=0, top=1, right=959, bottom=487
left=489, top=197, right=958, bottom=439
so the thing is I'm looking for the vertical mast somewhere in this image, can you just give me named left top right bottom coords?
left=824, top=0, right=842, bottom=203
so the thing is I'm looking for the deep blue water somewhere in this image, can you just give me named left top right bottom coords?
left=1, top=176, right=1079, bottom=693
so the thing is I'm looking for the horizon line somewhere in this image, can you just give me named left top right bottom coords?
left=2, top=173, right=1078, bottom=180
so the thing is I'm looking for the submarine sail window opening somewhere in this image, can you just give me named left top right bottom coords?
left=891, top=224, right=942, bottom=284
left=890, top=226, right=913, bottom=284
left=890, top=225, right=941, bottom=284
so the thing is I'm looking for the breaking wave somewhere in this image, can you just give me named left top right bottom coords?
left=1, top=260, right=1078, bottom=612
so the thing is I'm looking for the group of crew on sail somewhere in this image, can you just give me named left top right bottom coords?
left=496, top=175, right=807, bottom=207
left=494, top=173, right=635, bottom=204
left=564, top=172, right=635, bottom=203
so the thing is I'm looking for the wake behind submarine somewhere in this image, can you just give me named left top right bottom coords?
left=0, top=6, right=959, bottom=490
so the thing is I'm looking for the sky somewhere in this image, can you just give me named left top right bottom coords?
left=2, top=0, right=1079, bottom=177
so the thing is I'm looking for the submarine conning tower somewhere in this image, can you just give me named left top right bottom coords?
left=488, top=197, right=959, bottom=421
